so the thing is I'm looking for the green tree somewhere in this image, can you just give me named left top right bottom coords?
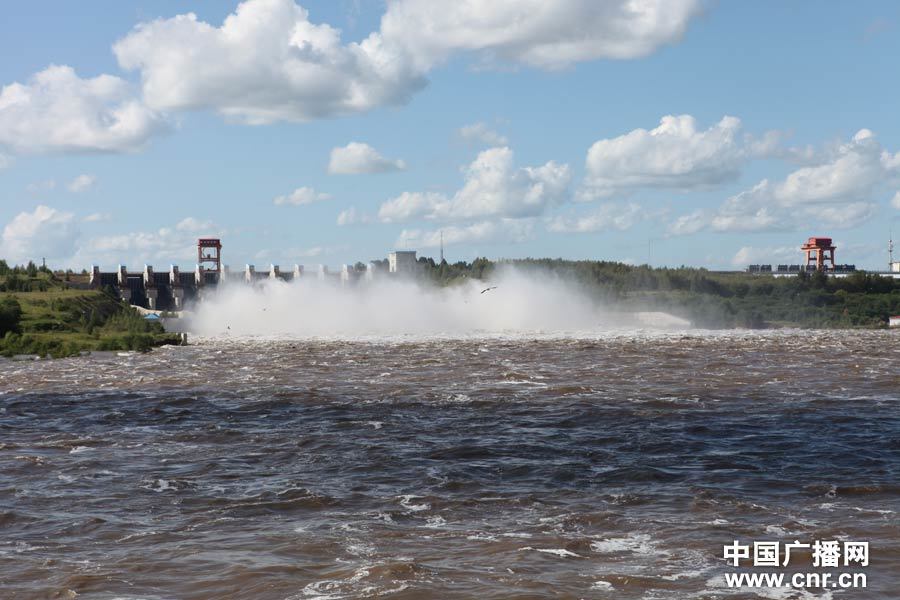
left=0, top=296, right=23, bottom=336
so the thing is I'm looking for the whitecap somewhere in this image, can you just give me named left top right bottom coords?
left=518, top=546, right=582, bottom=558
left=145, top=479, right=175, bottom=493
left=424, top=515, right=446, bottom=528
left=590, top=533, right=668, bottom=557
left=661, top=568, right=711, bottom=581
left=398, top=495, right=429, bottom=512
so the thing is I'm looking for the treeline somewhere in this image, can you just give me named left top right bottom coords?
left=0, top=261, right=90, bottom=292
left=411, top=257, right=900, bottom=328
left=0, top=259, right=53, bottom=291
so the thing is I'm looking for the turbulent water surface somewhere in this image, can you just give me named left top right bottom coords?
left=1, top=330, right=898, bottom=599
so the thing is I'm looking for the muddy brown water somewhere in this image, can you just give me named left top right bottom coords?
left=1, top=330, right=898, bottom=598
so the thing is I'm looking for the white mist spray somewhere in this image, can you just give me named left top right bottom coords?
left=184, top=267, right=632, bottom=338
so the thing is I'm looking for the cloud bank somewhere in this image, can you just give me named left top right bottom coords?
left=0, top=0, right=705, bottom=153
left=111, top=0, right=703, bottom=123
left=668, top=129, right=899, bottom=235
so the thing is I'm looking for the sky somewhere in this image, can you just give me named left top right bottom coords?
left=1, top=0, right=899, bottom=271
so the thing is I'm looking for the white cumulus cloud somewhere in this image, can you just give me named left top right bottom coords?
left=378, top=191, right=445, bottom=223
left=273, top=186, right=331, bottom=206
left=328, top=142, right=406, bottom=174
left=379, top=147, right=570, bottom=222
left=380, top=0, right=703, bottom=71
left=0, top=65, right=166, bottom=154
left=706, top=180, right=785, bottom=233
left=770, top=129, right=895, bottom=206
left=668, top=129, right=899, bottom=235
left=580, top=115, right=748, bottom=199
left=113, top=0, right=425, bottom=124
left=0, top=205, right=80, bottom=263
left=67, top=174, right=97, bottom=193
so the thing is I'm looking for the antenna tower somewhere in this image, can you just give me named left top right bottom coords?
left=890, top=230, right=895, bottom=268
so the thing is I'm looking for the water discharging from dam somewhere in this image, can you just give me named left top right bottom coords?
left=3, top=330, right=898, bottom=598
left=184, top=268, right=655, bottom=338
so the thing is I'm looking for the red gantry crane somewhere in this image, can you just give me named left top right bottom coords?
left=801, top=237, right=836, bottom=271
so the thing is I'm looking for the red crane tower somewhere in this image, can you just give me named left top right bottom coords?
left=801, top=237, right=836, bottom=271
left=198, top=238, right=222, bottom=275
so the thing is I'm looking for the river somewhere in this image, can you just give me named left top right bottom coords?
left=1, top=330, right=898, bottom=598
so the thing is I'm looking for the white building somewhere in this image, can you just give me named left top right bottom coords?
left=388, top=250, right=417, bottom=274
left=890, top=315, right=900, bottom=328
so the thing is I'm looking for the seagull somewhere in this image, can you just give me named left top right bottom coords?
left=480, top=286, right=497, bottom=294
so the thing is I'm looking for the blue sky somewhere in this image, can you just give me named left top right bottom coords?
left=1, top=0, right=899, bottom=271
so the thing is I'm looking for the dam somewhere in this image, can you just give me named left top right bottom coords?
left=86, top=234, right=900, bottom=313
left=88, top=238, right=419, bottom=311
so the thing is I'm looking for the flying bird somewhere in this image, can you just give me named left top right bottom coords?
left=480, top=286, right=498, bottom=294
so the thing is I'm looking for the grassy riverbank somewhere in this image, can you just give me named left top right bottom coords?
left=0, top=272, right=183, bottom=358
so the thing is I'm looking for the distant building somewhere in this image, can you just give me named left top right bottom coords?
left=890, top=316, right=900, bottom=328
left=388, top=250, right=417, bottom=274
